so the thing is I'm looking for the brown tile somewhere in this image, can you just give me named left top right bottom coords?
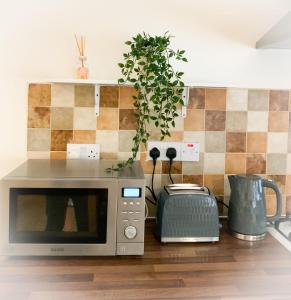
left=184, top=109, right=205, bottom=131
left=50, top=152, right=67, bottom=160
left=269, top=90, right=289, bottom=111
left=140, top=153, right=161, bottom=174
left=100, top=152, right=118, bottom=160
left=265, top=175, right=285, bottom=195
left=28, top=84, right=51, bottom=107
left=268, top=111, right=289, bottom=132
left=100, top=86, right=119, bottom=107
left=286, top=176, right=291, bottom=194
left=266, top=195, right=278, bottom=216
left=51, top=107, right=73, bottom=130
left=225, top=154, right=246, bottom=174
left=204, top=175, right=224, bottom=195
left=119, top=87, right=137, bottom=109
left=164, top=132, right=183, bottom=142
left=28, top=107, right=50, bottom=128
left=162, top=161, right=182, bottom=174
left=97, top=108, right=119, bottom=130
left=51, top=130, right=73, bottom=151
left=188, top=88, right=205, bottom=109
left=286, top=195, right=291, bottom=215
left=246, top=154, right=266, bottom=174
left=205, top=111, right=226, bottom=131
left=247, top=133, right=267, bottom=153
left=226, top=132, right=246, bottom=153
left=183, top=175, right=203, bottom=186
left=74, top=85, right=95, bottom=107
left=205, top=88, right=226, bottom=110
left=119, top=109, right=137, bottom=130
left=73, top=130, right=96, bottom=144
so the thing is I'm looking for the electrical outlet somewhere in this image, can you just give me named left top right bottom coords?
left=147, top=141, right=199, bottom=161
left=147, top=141, right=181, bottom=161
left=67, top=144, right=100, bottom=160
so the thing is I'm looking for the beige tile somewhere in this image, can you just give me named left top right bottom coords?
left=74, top=107, right=96, bottom=130
left=117, top=152, right=140, bottom=161
left=183, top=175, right=204, bottom=186
left=226, top=111, right=247, bottom=132
left=267, top=133, right=288, bottom=153
left=51, top=107, right=73, bottom=130
left=247, top=111, right=268, bottom=132
left=248, top=90, right=269, bottom=111
left=267, top=154, right=287, bottom=175
left=182, top=154, right=204, bottom=175
left=75, top=85, right=95, bottom=107
left=269, top=90, right=289, bottom=111
left=97, top=108, right=119, bottom=130
left=287, top=154, right=291, bottom=174
left=288, top=132, right=291, bottom=152
left=27, top=151, right=50, bottom=159
left=51, top=84, right=74, bottom=107
left=27, top=129, right=50, bottom=151
left=119, top=87, right=136, bottom=109
left=163, top=132, right=183, bottom=142
left=268, top=111, right=289, bottom=132
left=96, top=130, right=118, bottom=153
left=183, top=131, right=205, bottom=152
left=225, top=153, right=246, bottom=174
left=184, top=109, right=205, bottom=131
left=224, top=175, right=231, bottom=197
left=204, top=153, right=225, bottom=174
left=205, top=131, right=225, bottom=153
left=226, top=88, right=248, bottom=111
left=119, top=130, right=136, bottom=152
left=247, top=133, right=267, bottom=153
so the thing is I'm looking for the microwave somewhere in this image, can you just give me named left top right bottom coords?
left=0, top=159, right=145, bottom=256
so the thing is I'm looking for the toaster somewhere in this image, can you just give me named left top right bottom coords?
left=155, top=184, right=220, bottom=243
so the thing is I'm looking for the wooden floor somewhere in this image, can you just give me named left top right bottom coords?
left=1, top=221, right=291, bottom=300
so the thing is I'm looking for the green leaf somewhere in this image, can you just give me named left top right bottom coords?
left=125, top=41, right=132, bottom=45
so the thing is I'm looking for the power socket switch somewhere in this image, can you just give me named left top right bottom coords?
left=181, top=142, right=200, bottom=161
left=67, top=144, right=100, bottom=160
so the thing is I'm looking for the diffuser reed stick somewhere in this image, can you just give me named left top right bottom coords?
left=75, top=34, right=88, bottom=79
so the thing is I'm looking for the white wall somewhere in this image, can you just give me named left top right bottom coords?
left=1, top=0, right=291, bottom=177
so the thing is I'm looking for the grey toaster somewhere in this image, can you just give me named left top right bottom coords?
left=155, top=184, right=220, bottom=243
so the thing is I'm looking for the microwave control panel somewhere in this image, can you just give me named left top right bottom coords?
left=116, top=181, right=145, bottom=255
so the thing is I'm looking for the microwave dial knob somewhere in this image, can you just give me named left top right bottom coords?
left=124, top=226, right=137, bottom=240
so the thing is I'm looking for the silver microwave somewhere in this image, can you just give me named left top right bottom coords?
left=0, top=159, right=145, bottom=256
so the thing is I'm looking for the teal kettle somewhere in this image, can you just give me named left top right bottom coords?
left=228, top=175, right=282, bottom=241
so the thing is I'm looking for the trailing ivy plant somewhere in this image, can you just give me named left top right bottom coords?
left=115, top=32, right=187, bottom=170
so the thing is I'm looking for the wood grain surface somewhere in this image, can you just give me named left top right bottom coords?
left=1, top=220, right=291, bottom=300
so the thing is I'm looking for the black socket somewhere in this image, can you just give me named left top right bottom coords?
left=149, top=147, right=160, bottom=161
left=166, top=147, right=177, bottom=160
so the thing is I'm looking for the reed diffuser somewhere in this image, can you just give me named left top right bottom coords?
left=75, top=34, right=89, bottom=79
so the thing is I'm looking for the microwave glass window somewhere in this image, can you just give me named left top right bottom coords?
left=9, top=188, right=108, bottom=244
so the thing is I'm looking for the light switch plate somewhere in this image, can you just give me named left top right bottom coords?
left=67, top=144, right=100, bottom=160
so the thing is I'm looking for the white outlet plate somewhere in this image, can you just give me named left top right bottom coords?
left=67, top=144, right=100, bottom=160
left=147, top=141, right=200, bottom=161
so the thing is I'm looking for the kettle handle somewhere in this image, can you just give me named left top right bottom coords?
left=262, top=179, right=282, bottom=222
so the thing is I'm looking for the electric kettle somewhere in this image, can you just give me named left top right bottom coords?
left=228, top=175, right=282, bottom=241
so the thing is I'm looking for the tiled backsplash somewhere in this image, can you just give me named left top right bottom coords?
left=27, top=83, right=291, bottom=216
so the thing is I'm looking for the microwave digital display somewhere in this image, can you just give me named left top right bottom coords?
left=122, top=188, right=141, bottom=198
